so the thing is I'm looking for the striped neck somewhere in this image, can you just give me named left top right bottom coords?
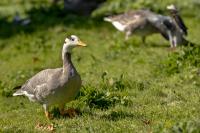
left=63, top=52, right=73, bottom=72
left=170, top=11, right=187, bottom=35
left=170, top=11, right=179, bottom=19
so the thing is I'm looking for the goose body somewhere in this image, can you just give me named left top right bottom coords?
left=13, top=35, right=86, bottom=118
left=15, top=65, right=81, bottom=105
left=104, top=10, right=169, bottom=42
left=104, top=6, right=188, bottom=47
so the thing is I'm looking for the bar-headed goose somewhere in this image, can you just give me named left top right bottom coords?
left=13, top=35, right=86, bottom=119
left=104, top=5, right=188, bottom=47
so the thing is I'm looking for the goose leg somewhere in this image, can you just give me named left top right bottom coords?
left=167, top=31, right=174, bottom=48
left=173, top=36, right=177, bottom=47
left=166, top=31, right=176, bottom=51
left=43, top=104, right=52, bottom=119
left=125, top=31, right=132, bottom=40
left=169, top=36, right=177, bottom=51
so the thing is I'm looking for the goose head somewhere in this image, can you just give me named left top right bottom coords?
left=63, top=35, right=86, bottom=53
left=167, top=4, right=178, bottom=13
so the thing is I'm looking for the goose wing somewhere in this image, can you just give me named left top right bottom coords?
left=104, top=10, right=148, bottom=24
left=146, top=15, right=175, bottom=40
left=124, top=17, right=148, bottom=32
left=13, top=68, right=64, bottom=100
left=104, top=10, right=149, bottom=32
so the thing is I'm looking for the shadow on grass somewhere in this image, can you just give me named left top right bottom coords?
left=0, top=5, right=105, bottom=39
left=51, top=107, right=82, bottom=119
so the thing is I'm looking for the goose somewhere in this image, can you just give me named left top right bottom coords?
left=104, top=5, right=188, bottom=47
left=13, top=35, right=86, bottom=119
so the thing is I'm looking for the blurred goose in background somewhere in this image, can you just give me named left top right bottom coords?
left=104, top=4, right=188, bottom=47
left=13, top=35, right=86, bottom=119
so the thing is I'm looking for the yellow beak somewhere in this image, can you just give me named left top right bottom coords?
left=77, top=40, right=87, bottom=47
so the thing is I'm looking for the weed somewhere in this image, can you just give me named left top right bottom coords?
left=101, top=73, right=126, bottom=91
left=78, top=84, right=132, bottom=109
left=157, top=46, right=200, bottom=75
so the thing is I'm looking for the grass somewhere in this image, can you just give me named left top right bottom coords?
left=0, top=0, right=200, bottom=132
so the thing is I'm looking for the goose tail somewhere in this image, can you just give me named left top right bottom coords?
left=13, top=87, right=24, bottom=96
left=104, top=17, right=113, bottom=22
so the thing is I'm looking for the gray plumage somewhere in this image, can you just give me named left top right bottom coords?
left=14, top=62, right=80, bottom=104
left=104, top=6, right=188, bottom=47
left=13, top=35, right=86, bottom=118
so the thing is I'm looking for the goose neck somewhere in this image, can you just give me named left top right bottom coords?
left=63, top=52, right=73, bottom=70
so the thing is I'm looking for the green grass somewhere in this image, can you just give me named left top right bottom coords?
left=0, top=0, right=200, bottom=132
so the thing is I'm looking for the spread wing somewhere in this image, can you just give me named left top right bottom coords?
left=146, top=15, right=175, bottom=40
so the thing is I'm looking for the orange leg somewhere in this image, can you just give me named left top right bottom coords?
left=43, top=104, right=53, bottom=119
left=45, top=111, right=53, bottom=119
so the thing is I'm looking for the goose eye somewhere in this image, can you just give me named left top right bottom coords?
left=70, top=38, right=75, bottom=41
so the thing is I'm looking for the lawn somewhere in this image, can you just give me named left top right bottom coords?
left=0, top=0, right=200, bottom=132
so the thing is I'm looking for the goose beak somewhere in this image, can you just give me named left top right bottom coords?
left=77, top=40, right=87, bottom=47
